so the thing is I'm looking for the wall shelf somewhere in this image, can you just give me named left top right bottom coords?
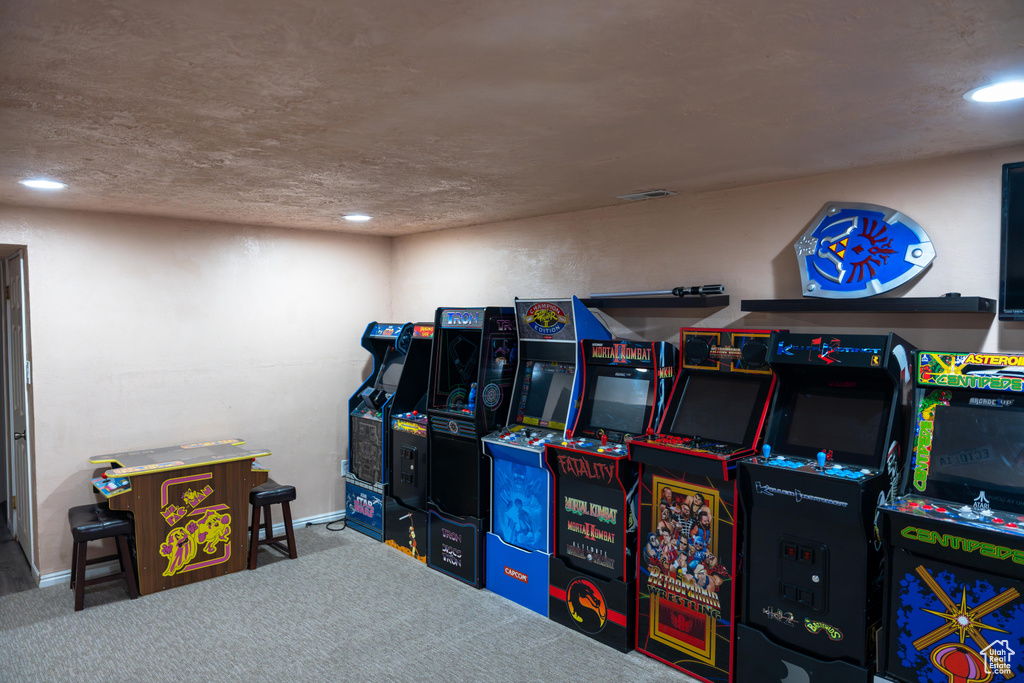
left=581, top=295, right=730, bottom=309
left=740, top=296, right=995, bottom=314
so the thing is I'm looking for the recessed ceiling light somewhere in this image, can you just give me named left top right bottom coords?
left=963, top=80, right=1024, bottom=103
left=19, top=178, right=68, bottom=190
left=343, top=214, right=372, bottom=222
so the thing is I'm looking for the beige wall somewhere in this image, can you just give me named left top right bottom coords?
left=0, top=207, right=391, bottom=576
left=393, top=145, right=1024, bottom=354
left=5, top=143, right=1024, bottom=578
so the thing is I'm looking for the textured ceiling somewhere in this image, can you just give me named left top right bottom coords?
left=1, top=0, right=1023, bottom=236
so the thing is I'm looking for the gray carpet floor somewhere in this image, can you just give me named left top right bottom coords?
left=1, top=524, right=694, bottom=682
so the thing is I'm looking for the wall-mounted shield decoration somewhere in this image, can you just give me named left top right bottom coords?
left=794, top=202, right=935, bottom=299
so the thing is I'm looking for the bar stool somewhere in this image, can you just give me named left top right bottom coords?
left=68, top=502, right=139, bottom=611
left=248, top=479, right=298, bottom=569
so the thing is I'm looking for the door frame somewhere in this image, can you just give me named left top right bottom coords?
left=2, top=245, right=36, bottom=577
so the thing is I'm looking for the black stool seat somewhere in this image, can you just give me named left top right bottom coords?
left=249, top=478, right=298, bottom=569
left=250, top=480, right=296, bottom=507
left=68, top=501, right=139, bottom=611
left=69, top=503, right=133, bottom=542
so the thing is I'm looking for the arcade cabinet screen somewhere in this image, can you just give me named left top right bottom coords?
left=431, top=332, right=480, bottom=411
left=778, top=384, right=889, bottom=467
left=374, top=348, right=407, bottom=395
left=587, top=372, right=651, bottom=436
left=666, top=373, right=768, bottom=445
left=926, top=403, right=1024, bottom=513
left=518, top=361, right=574, bottom=429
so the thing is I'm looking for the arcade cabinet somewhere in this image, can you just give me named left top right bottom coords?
left=346, top=322, right=413, bottom=540
left=628, top=328, right=779, bottom=683
left=382, top=323, right=434, bottom=563
left=481, top=296, right=610, bottom=615
left=737, top=331, right=914, bottom=683
left=546, top=338, right=677, bottom=652
left=426, top=306, right=518, bottom=587
left=878, top=350, right=1024, bottom=683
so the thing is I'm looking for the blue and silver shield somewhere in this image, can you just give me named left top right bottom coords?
left=795, top=202, right=935, bottom=299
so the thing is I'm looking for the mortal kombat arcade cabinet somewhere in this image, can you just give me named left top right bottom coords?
left=546, top=338, right=677, bottom=652
left=481, top=296, right=610, bottom=615
left=737, top=331, right=914, bottom=683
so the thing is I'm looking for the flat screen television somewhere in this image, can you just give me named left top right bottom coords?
left=923, top=400, right=1024, bottom=514
left=663, top=373, right=772, bottom=446
left=516, top=360, right=575, bottom=430
left=774, top=378, right=891, bottom=468
left=1000, top=161, right=1024, bottom=321
left=576, top=366, right=654, bottom=439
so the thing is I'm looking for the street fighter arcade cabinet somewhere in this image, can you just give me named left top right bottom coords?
left=382, top=323, right=434, bottom=563
left=546, top=338, right=677, bottom=652
left=346, top=322, right=413, bottom=540
left=737, top=331, right=914, bottom=683
left=878, top=350, right=1024, bottom=683
left=628, top=327, right=778, bottom=683
left=481, top=296, right=610, bottom=615
left=426, top=306, right=517, bottom=587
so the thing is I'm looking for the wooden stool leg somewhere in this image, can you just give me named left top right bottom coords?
left=117, top=535, right=139, bottom=599
left=281, top=501, right=297, bottom=559
left=248, top=504, right=262, bottom=570
left=70, top=540, right=80, bottom=590
left=263, top=506, right=273, bottom=546
left=73, top=540, right=88, bottom=612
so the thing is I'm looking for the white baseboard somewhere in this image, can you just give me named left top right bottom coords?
left=38, top=509, right=346, bottom=588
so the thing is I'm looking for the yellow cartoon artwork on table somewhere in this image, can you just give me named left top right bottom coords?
left=158, top=473, right=234, bottom=577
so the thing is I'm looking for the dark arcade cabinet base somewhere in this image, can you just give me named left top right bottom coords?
left=548, top=556, right=635, bottom=653
left=427, top=505, right=485, bottom=588
left=383, top=496, right=427, bottom=564
left=734, top=624, right=875, bottom=683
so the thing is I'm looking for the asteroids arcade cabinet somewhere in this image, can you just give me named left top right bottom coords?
left=382, top=323, right=434, bottom=563
left=546, top=338, right=677, bottom=652
left=737, top=332, right=913, bottom=683
left=878, top=350, right=1024, bottom=683
left=346, top=322, right=413, bottom=540
left=426, top=306, right=517, bottom=587
left=628, top=328, right=778, bottom=683
left=481, top=297, right=610, bottom=616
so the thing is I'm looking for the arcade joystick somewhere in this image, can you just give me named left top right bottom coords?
left=762, top=444, right=771, bottom=458
left=816, top=451, right=827, bottom=469
left=601, top=433, right=608, bottom=447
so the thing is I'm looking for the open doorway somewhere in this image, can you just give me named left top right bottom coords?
left=1, top=245, right=35, bottom=587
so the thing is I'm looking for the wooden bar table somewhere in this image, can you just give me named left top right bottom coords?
left=89, top=438, right=270, bottom=595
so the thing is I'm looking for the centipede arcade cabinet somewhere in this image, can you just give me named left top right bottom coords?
left=546, top=339, right=677, bottom=652
left=628, top=328, right=778, bottom=683
left=877, top=350, right=1024, bottom=683
left=481, top=297, right=610, bottom=615
left=346, top=322, right=413, bottom=540
left=382, top=322, right=434, bottom=563
left=426, top=307, right=517, bottom=587
left=737, top=332, right=914, bottom=683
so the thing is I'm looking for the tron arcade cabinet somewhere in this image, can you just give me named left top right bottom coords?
left=481, top=297, right=610, bottom=615
left=737, top=331, right=914, bottom=683
left=628, top=327, right=779, bottom=683
left=878, top=350, right=1024, bottom=683
left=546, top=338, right=677, bottom=652
left=346, top=322, right=413, bottom=540
left=426, top=306, right=517, bottom=587
left=382, top=323, right=434, bottom=563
